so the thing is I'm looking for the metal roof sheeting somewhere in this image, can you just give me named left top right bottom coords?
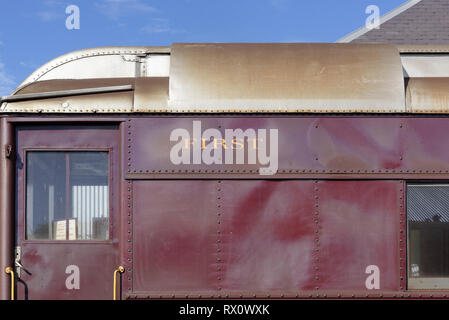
left=168, top=43, right=405, bottom=112
left=6, top=43, right=449, bottom=114
left=1, top=78, right=135, bottom=113
left=402, top=55, right=449, bottom=78
left=1, top=78, right=169, bottom=113
left=406, top=78, right=449, bottom=113
left=16, top=46, right=171, bottom=91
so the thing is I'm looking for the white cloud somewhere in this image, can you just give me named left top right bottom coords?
left=96, top=0, right=157, bottom=20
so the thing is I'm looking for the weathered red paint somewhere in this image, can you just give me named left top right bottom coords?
left=132, top=180, right=316, bottom=293
left=15, top=125, right=121, bottom=300
left=16, top=244, right=117, bottom=300
left=0, top=118, right=14, bottom=300
left=131, top=179, right=400, bottom=294
left=1, top=115, right=448, bottom=299
left=317, top=180, right=400, bottom=291
left=218, top=180, right=316, bottom=291
left=126, top=116, right=449, bottom=177
left=132, top=180, right=218, bottom=292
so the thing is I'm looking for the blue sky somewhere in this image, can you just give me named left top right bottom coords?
left=0, top=0, right=406, bottom=96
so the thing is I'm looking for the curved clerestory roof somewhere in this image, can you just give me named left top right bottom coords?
left=1, top=43, right=448, bottom=114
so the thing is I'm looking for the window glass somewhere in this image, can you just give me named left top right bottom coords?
left=408, top=185, right=449, bottom=280
left=26, top=151, right=109, bottom=240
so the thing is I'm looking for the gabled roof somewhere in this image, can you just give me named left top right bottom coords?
left=338, top=0, right=449, bottom=45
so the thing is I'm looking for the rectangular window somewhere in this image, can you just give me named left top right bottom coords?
left=407, top=184, right=449, bottom=289
left=26, top=151, right=109, bottom=241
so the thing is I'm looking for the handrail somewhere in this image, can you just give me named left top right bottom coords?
left=0, top=85, right=133, bottom=103
left=5, top=267, right=14, bottom=300
left=113, top=266, right=125, bottom=300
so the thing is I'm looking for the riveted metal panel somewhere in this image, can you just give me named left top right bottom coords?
left=398, top=45, right=449, bottom=53
left=169, top=43, right=405, bottom=112
left=317, top=181, right=401, bottom=291
left=2, top=91, right=133, bottom=113
left=132, top=180, right=218, bottom=292
left=399, top=181, right=406, bottom=291
left=125, top=116, right=449, bottom=178
left=131, top=180, right=316, bottom=294
left=402, top=117, right=449, bottom=172
left=125, top=116, right=404, bottom=176
left=128, top=179, right=404, bottom=297
left=122, top=180, right=134, bottom=295
left=125, top=290, right=449, bottom=300
left=218, top=180, right=316, bottom=291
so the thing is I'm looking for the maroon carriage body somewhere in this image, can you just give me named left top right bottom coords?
left=1, top=43, right=449, bottom=300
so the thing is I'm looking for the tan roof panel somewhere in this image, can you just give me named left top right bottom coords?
left=134, top=77, right=169, bottom=111
left=2, top=91, right=133, bottom=113
left=168, top=43, right=406, bottom=112
left=406, top=78, right=449, bottom=113
left=1, top=77, right=169, bottom=113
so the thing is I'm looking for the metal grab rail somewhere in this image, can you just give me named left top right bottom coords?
left=1, top=85, right=133, bottom=103
left=4, top=267, right=14, bottom=300
left=113, top=266, right=125, bottom=300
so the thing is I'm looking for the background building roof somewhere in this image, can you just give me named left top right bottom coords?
left=338, top=0, right=449, bottom=45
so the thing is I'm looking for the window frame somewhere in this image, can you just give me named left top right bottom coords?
left=407, top=183, right=449, bottom=290
left=22, top=147, right=114, bottom=244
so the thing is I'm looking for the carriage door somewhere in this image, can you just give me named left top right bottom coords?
left=15, top=125, right=120, bottom=300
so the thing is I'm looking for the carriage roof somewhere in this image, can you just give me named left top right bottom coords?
left=2, top=43, right=449, bottom=114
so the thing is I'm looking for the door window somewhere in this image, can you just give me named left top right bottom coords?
left=26, top=151, right=109, bottom=241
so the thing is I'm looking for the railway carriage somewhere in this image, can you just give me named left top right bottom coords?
left=1, top=43, right=449, bottom=300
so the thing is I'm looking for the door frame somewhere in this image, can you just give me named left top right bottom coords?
left=13, top=121, right=123, bottom=299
